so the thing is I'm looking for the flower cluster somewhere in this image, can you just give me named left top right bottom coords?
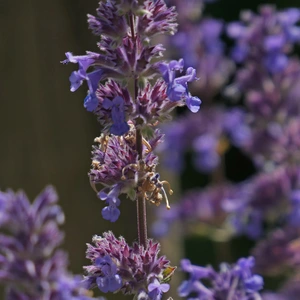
left=0, top=186, right=97, bottom=300
left=152, top=183, right=235, bottom=239
left=227, top=6, right=300, bottom=73
left=63, top=0, right=201, bottom=137
left=224, top=166, right=300, bottom=239
left=148, top=3, right=300, bottom=299
left=263, top=277, right=300, bottom=300
left=9, top=0, right=300, bottom=299
left=159, top=107, right=250, bottom=173
left=225, top=5, right=300, bottom=168
left=178, top=257, right=263, bottom=299
left=252, top=227, right=300, bottom=276
left=62, top=0, right=200, bottom=229
left=163, top=0, right=233, bottom=101
left=60, top=0, right=200, bottom=298
left=89, top=127, right=173, bottom=222
left=84, top=232, right=172, bottom=300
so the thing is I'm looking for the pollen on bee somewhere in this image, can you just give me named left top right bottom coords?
left=92, top=160, right=101, bottom=169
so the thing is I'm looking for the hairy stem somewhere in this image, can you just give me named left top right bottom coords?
left=129, top=13, right=148, bottom=247
left=136, top=125, right=148, bottom=247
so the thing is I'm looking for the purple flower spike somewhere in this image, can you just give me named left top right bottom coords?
left=148, top=278, right=170, bottom=300
left=87, top=0, right=127, bottom=40
left=193, top=134, right=220, bottom=172
left=137, top=0, right=177, bottom=38
left=178, top=257, right=263, bottom=299
left=252, top=227, right=300, bottom=275
left=95, top=255, right=122, bottom=293
left=85, top=232, right=173, bottom=298
left=103, top=96, right=129, bottom=135
left=0, top=187, right=96, bottom=300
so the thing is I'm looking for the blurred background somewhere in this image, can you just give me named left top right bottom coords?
left=0, top=0, right=299, bottom=299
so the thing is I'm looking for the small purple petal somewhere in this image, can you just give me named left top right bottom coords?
left=84, top=93, right=98, bottom=112
left=101, top=206, right=120, bottom=222
left=186, top=95, right=201, bottom=113
left=245, top=275, right=264, bottom=292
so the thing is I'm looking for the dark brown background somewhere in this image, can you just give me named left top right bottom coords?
left=0, top=1, right=139, bottom=298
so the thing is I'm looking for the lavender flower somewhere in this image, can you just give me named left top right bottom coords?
left=263, top=276, right=300, bottom=300
left=148, top=279, right=170, bottom=300
left=268, top=118, right=300, bottom=166
left=252, top=227, right=300, bottom=276
left=159, top=59, right=201, bottom=112
left=0, top=186, right=96, bottom=300
left=152, top=184, right=235, bottom=238
left=164, top=9, right=234, bottom=101
left=98, top=184, right=122, bottom=222
left=159, top=107, right=249, bottom=173
left=93, top=79, right=180, bottom=134
left=227, top=6, right=300, bottom=72
left=178, top=257, right=263, bottom=299
left=87, top=1, right=127, bottom=41
left=63, top=0, right=198, bottom=137
left=84, top=232, right=173, bottom=299
left=94, top=255, right=122, bottom=293
left=223, top=166, right=300, bottom=239
left=226, top=6, right=300, bottom=167
left=137, top=0, right=178, bottom=38
left=159, top=108, right=223, bottom=173
left=103, top=96, right=130, bottom=135
left=89, top=127, right=172, bottom=222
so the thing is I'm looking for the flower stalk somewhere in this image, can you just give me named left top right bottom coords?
left=136, top=126, right=148, bottom=247
left=62, top=0, right=201, bottom=298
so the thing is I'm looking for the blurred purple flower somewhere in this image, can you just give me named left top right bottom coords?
left=193, top=134, right=220, bottom=173
left=0, top=187, right=96, bottom=300
left=169, top=18, right=234, bottom=101
left=225, top=6, right=300, bottom=168
left=252, top=227, right=300, bottom=276
left=263, top=275, right=300, bottom=300
left=227, top=6, right=300, bottom=73
left=223, top=167, right=299, bottom=239
left=152, top=184, right=235, bottom=238
left=159, top=107, right=250, bottom=173
left=178, top=257, right=263, bottom=299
